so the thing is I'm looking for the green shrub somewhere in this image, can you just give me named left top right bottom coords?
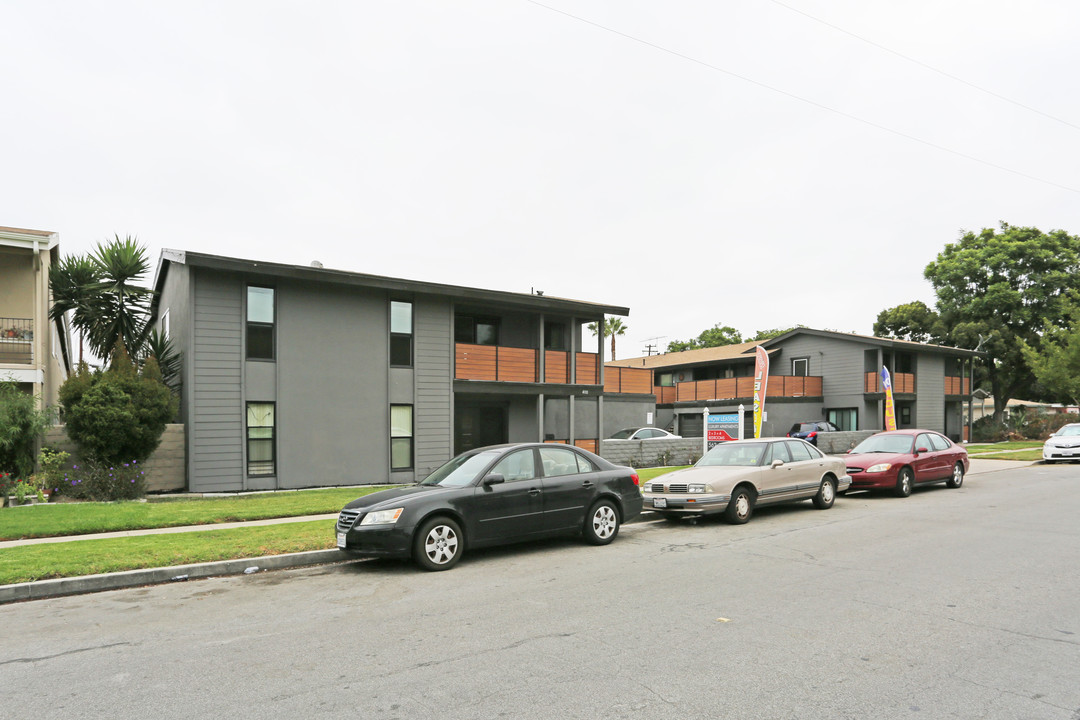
left=60, top=459, right=146, bottom=501
left=0, top=381, right=52, bottom=479
left=972, top=415, right=1009, bottom=443
left=60, top=348, right=176, bottom=465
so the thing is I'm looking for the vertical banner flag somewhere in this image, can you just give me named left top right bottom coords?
left=753, top=346, right=769, bottom=438
left=881, top=366, right=897, bottom=431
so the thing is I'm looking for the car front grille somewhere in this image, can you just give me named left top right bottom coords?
left=337, top=509, right=362, bottom=532
left=846, top=467, right=864, bottom=474
left=666, top=484, right=688, bottom=494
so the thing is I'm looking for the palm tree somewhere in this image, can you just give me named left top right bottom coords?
left=48, top=255, right=102, bottom=364
left=587, top=316, right=628, bottom=361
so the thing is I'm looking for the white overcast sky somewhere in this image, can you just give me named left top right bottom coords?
left=4, top=1, right=1079, bottom=358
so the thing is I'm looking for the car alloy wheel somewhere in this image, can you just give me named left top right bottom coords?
left=414, top=517, right=463, bottom=571
left=584, top=500, right=620, bottom=545
left=946, top=462, right=964, bottom=488
left=812, top=477, right=836, bottom=509
left=894, top=468, right=913, bottom=498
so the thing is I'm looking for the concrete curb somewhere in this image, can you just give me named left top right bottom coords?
left=0, top=549, right=346, bottom=605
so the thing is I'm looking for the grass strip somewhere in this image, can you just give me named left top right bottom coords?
left=969, top=450, right=1044, bottom=461
left=0, top=487, right=387, bottom=541
left=637, top=466, right=689, bottom=482
left=0, top=520, right=338, bottom=585
left=964, top=441, right=1044, bottom=453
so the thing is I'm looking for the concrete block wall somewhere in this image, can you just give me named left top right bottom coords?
left=42, top=424, right=186, bottom=493
left=600, top=438, right=705, bottom=468
left=817, top=430, right=878, bottom=454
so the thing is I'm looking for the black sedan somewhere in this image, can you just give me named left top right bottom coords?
left=336, top=443, right=643, bottom=571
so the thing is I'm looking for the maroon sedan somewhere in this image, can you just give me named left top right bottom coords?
left=844, top=429, right=969, bottom=497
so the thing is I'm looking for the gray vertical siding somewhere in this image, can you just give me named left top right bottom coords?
left=772, top=335, right=872, bottom=426
left=916, top=354, right=945, bottom=430
left=190, top=271, right=244, bottom=492
left=414, top=297, right=452, bottom=477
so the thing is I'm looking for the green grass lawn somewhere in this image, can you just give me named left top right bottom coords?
left=970, top=449, right=1044, bottom=461
left=964, top=441, right=1043, bottom=454
left=637, top=466, right=689, bottom=482
left=0, top=486, right=387, bottom=541
left=0, top=520, right=337, bottom=585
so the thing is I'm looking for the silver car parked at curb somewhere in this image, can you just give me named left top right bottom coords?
left=1043, top=423, right=1080, bottom=463
left=642, top=437, right=851, bottom=523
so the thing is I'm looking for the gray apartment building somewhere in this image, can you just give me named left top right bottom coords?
left=607, top=328, right=981, bottom=442
left=151, top=250, right=652, bottom=493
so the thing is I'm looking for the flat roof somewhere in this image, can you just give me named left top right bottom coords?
left=152, top=249, right=629, bottom=317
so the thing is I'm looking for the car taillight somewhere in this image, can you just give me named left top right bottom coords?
left=807, top=432, right=817, bottom=439
left=630, top=471, right=640, bottom=485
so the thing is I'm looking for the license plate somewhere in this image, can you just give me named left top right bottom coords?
left=337, top=532, right=346, bottom=549
left=653, top=498, right=667, bottom=508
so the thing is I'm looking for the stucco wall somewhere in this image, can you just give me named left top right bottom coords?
left=42, top=424, right=186, bottom=493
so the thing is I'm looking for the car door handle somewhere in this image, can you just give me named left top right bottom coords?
left=580, top=480, right=594, bottom=488
left=528, top=488, right=542, bottom=496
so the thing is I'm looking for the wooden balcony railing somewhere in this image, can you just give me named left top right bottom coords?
left=603, top=366, right=653, bottom=394
left=456, top=344, right=602, bottom=385
left=657, top=375, right=823, bottom=403
left=865, top=372, right=916, bottom=394
left=0, top=317, right=34, bottom=365
left=944, top=376, right=971, bottom=395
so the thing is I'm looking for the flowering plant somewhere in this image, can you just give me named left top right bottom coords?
left=60, top=459, right=146, bottom=501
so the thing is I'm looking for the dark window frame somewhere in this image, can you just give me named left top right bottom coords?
left=455, top=314, right=501, bottom=346
left=390, top=404, right=414, bottom=471
left=246, top=285, right=276, bottom=361
left=389, top=300, right=413, bottom=368
left=246, top=401, right=276, bottom=477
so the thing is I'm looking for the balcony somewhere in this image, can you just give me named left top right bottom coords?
left=455, top=343, right=600, bottom=385
left=944, top=376, right=971, bottom=396
left=656, top=375, right=824, bottom=404
left=864, top=372, right=915, bottom=394
left=0, top=318, right=34, bottom=365
left=603, top=366, right=653, bottom=394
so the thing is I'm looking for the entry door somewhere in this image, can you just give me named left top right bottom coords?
left=455, top=403, right=508, bottom=453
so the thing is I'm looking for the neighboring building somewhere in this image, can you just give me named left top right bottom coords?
left=150, top=250, right=653, bottom=492
left=607, top=328, right=981, bottom=442
left=0, top=226, right=71, bottom=408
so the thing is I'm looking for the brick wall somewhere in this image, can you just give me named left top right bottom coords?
left=42, top=424, right=186, bottom=493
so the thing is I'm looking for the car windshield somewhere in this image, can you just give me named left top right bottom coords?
left=1058, top=425, right=1080, bottom=437
left=609, top=428, right=640, bottom=439
left=697, top=443, right=767, bottom=467
left=420, top=449, right=502, bottom=487
left=851, top=435, right=914, bottom=454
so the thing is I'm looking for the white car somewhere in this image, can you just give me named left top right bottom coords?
left=608, top=427, right=681, bottom=441
left=1043, top=423, right=1080, bottom=463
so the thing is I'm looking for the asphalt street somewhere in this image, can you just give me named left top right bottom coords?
left=2, top=463, right=1079, bottom=720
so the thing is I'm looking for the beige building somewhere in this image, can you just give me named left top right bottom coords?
left=0, top=226, right=71, bottom=409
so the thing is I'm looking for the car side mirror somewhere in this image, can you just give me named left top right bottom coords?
left=482, top=473, right=505, bottom=487
left=916, top=447, right=929, bottom=454
left=771, top=459, right=784, bottom=468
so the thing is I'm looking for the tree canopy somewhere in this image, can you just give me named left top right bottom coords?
left=1022, top=299, right=1080, bottom=405
left=874, top=223, right=1080, bottom=419
left=666, top=325, right=798, bottom=353
left=587, top=316, right=627, bottom=360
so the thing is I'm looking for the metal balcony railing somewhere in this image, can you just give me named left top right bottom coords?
left=0, top=318, right=34, bottom=365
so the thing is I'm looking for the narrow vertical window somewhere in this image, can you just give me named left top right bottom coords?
left=390, top=405, right=413, bottom=470
left=247, top=286, right=275, bottom=360
left=247, top=402, right=276, bottom=476
left=792, top=358, right=808, bottom=377
left=161, top=309, right=170, bottom=340
left=390, top=300, right=412, bottom=367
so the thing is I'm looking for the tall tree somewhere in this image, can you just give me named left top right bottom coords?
left=876, top=223, right=1080, bottom=421
left=667, top=324, right=742, bottom=353
left=588, top=317, right=627, bottom=360
left=1022, top=299, right=1080, bottom=405
left=48, top=255, right=103, bottom=364
left=873, top=301, right=945, bottom=344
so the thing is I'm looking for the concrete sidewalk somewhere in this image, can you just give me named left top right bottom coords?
left=0, top=457, right=1038, bottom=604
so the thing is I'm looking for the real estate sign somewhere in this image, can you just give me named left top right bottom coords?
left=707, top=413, right=739, bottom=450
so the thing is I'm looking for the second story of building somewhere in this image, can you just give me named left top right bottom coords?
left=0, top=226, right=71, bottom=407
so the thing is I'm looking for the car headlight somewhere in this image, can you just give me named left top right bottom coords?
left=360, top=508, right=404, bottom=526
left=688, top=484, right=707, bottom=494
left=642, top=483, right=654, bottom=493
left=866, top=463, right=892, bottom=473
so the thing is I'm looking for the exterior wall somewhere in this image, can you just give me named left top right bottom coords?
left=414, top=297, right=453, bottom=479
left=157, top=262, right=192, bottom=422
left=43, top=424, right=186, bottom=493
left=189, top=271, right=245, bottom=492
left=916, top=354, right=945, bottom=431
left=600, top=438, right=702, bottom=468
left=772, top=334, right=872, bottom=427
left=601, top=395, right=657, bottom=437
left=276, top=279, right=389, bottom=488
left=0, top=250, right=34, bottom=317
left=508, top=396, right=540, bottom=443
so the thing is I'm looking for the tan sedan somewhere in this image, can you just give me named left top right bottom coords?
left=641, top=437, right=851, bottom=524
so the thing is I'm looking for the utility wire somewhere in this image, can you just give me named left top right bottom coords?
left=524, top=0, right=1080, bottom=195
left=765, top=0, right=1080, bottom=133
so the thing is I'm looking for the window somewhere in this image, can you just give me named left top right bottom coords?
left=491, top=449, right=536, bottom=482
left=246, top=403, right=275, bottom=476
left=161, top=309, right=170, bottom=340
left=391, top=405, right=413, bottom=470
left=787, top=440, right=815, bottom=462
left=658, top=372, right=674, bottom=387
left=915, top=433, right=934, bottom=452
left=900, top=405, right=912, bottom=425
left=247, top=286, right=275, bottom=360
left=456, top=315, right=500, bottom=345
left=390, top=301, right=412, bottom=367
left=539, top=446, right=581, bottom=477
left=827, top=408, right=858, bottom=431
left=929, top=434, right=951, bottom=451
left=544, top=322, right=567, bottom=350
left=791, top=358, right=809, bottom=377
